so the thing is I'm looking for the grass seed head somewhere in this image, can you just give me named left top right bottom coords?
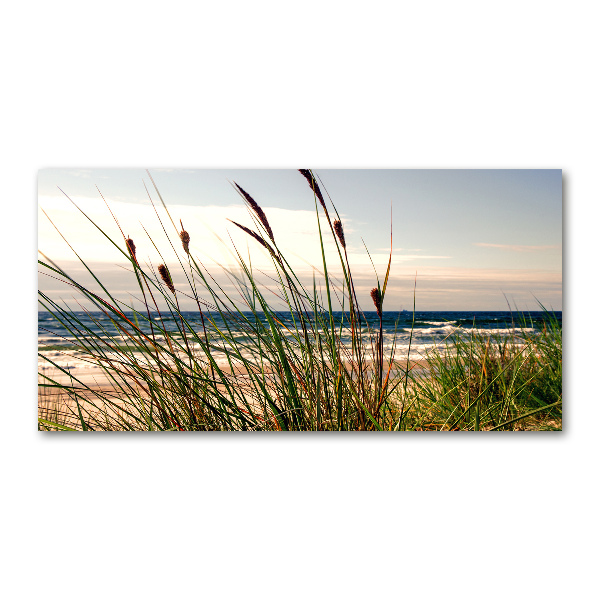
left=126, top=237, right=136, bottom=259
left=234, top=183, right=275, bottom=242
left=158, top=264, right=175, bottom=294
left=228, top=219, right=282, bottom=266
left=333, top=219, right=346, bottom=249
left=370, top=287, right=382, bottom=318
left=179, top=220, right=190, bottom=254
left=180, top=229, right=190, bottom=254
left=229, top=220, right=269, bottom=250
left=299, top=169, right=326, bottom=210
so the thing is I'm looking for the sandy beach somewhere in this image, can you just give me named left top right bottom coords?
left=38, top=354, right=429, bottom=430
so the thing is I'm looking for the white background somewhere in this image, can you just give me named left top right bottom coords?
left=2, top=1, right=596, bottom=599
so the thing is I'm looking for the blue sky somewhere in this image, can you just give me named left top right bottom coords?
left=38, top=169, right=562, bottom=311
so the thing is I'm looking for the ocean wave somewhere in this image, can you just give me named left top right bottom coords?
left=469, top=327, right=535, bottom=335
left=403, top=325, right=457, bottom=335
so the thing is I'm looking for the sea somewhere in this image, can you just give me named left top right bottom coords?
left=38, top=310, right=561, bottom=382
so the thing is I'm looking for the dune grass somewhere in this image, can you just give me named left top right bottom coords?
left=394, top=308, right=562, bottom=431
left=37, top=170, right=562, bottom=431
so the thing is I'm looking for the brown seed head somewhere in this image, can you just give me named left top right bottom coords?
left=158, top=264, right=175, bottom=294
left=179, top=229, right=190, bottom=254
left=234, top=182, right=275, bottom=242
left=229, top=220, right=268, bottom=250
left=228, top=220, right=282, bottom=266
left=179, top=220, right=190, bottom=254
left=299, top=169, right=326, bottom=210
left=333, top=219, right=346, bottom=249
left=126, top=237, right=136, bottom=259
left=370, top=287, right=382, bottom=318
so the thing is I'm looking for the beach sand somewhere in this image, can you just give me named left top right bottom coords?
left=38, top=356, right=429, bottom=430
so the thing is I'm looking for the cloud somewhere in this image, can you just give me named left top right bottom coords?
left=474, top=243, right=561, bottom=252
left=372, top=248, right=425, bottom=253
left=38, top=196, right=562, bottom=311
left=38, top=195, right=344, bottom=270
left=39, top=255, right=562, bottom=313
left=38, top=195, right=450, bottom=273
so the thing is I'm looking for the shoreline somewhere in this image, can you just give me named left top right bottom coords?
left=38, top=350, right=431, bottom=389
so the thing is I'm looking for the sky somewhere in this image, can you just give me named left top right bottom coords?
left=38, top=169, right=562, bottom=311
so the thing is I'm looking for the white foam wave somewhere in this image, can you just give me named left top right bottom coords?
left=406, top=325, right=458, bottom=335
